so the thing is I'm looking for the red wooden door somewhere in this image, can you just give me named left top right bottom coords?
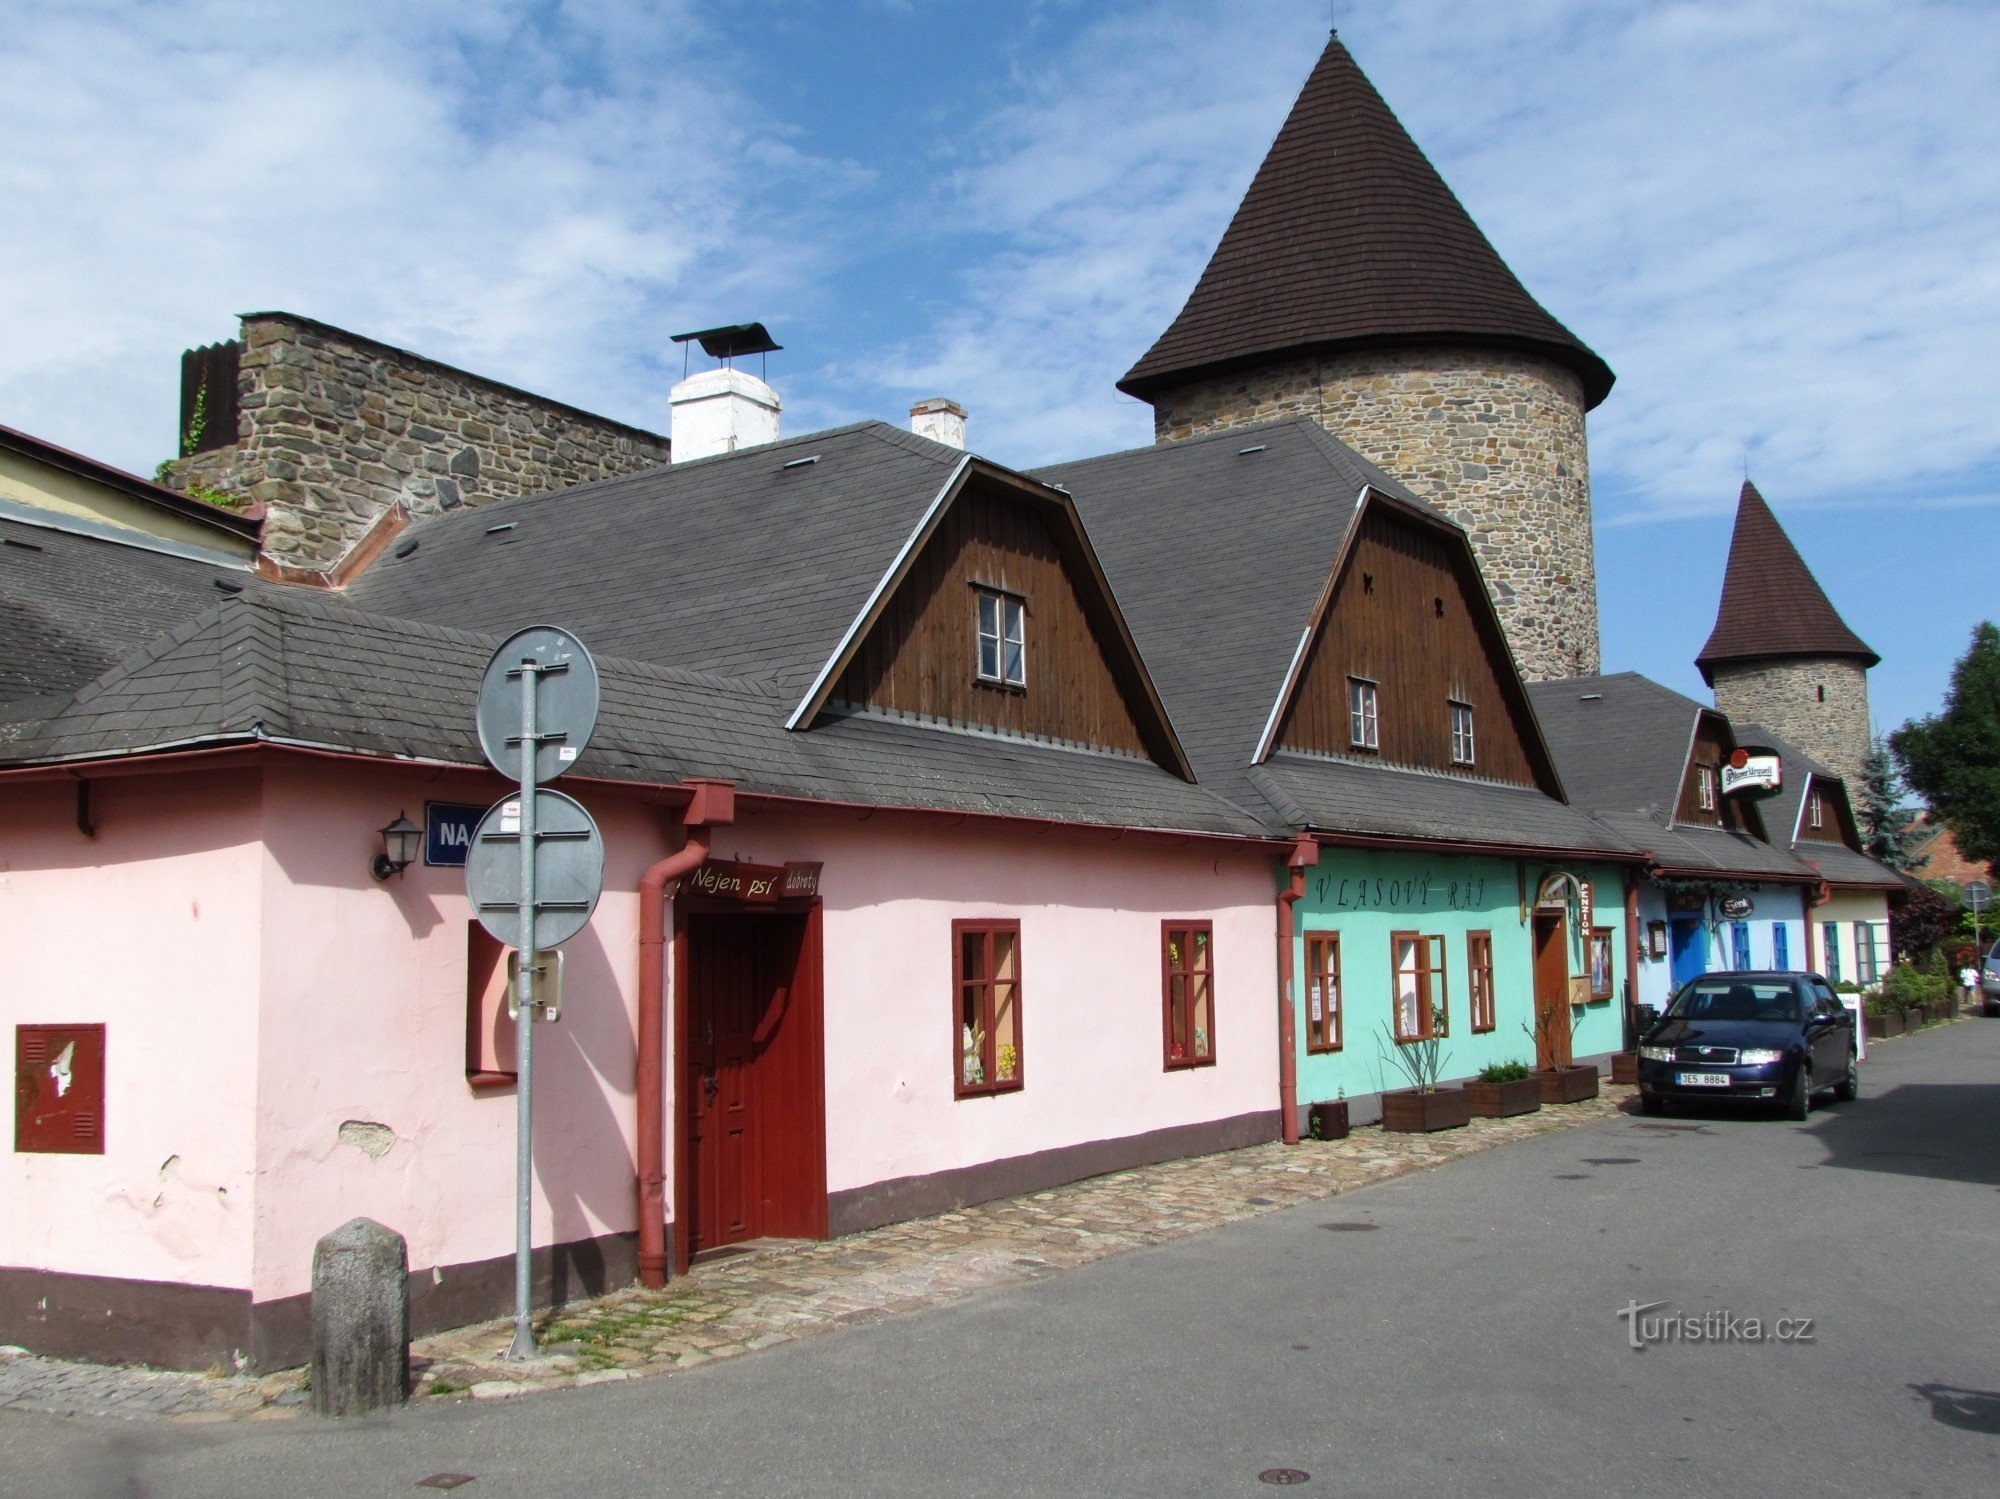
left=1533, top=910, right=1572, bottom=1071
left=685, top=912, right=824, bottom=1255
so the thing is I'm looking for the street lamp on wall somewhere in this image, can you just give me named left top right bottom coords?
left=373, top=812, right=422, bottom=881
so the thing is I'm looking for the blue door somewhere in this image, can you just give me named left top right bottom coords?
left=1670, top=919, right=1707, bottom=988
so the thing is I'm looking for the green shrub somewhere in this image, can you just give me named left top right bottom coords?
left=1477, top=1059, right=1532, bottom=1083
left=1881, top=964, right=1950, bottom=1012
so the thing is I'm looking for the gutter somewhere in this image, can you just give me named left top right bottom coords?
left=634, top=779, right=735, bottom=1288
left=1275, top=834, right=1318, bottom=1146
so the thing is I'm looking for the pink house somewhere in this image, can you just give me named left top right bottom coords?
left=2, top=424, right=1283, bottom=1370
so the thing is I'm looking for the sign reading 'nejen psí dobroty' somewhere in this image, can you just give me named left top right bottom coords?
left=685, top=859, right=823, bottom=904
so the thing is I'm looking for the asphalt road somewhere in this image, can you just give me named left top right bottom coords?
left=6, top=1020, right=1997, bottom=1499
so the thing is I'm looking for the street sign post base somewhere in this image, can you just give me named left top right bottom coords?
left=504, top=1321, right=538, bottom=1361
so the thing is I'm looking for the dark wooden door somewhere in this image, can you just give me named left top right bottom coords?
left=684, top=911, right=824, bottom=1255
left=1533, top=910, right=1572, bottom=1071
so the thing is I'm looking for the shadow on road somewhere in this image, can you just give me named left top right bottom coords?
left=1805, top=1082, right=2000, bottom=1190
left=1909, top=1383, right=2000, bottom=1435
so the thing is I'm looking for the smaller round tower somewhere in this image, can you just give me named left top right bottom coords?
left=1697, top=480, right=1877, bottom=787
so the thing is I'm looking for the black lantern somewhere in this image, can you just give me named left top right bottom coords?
left=373, top=812, right=423, bottom=880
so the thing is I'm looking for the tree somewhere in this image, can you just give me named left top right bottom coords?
left=1856, top=737, right=1920, bottom=870
left=1892, top=621, right=2000, bottom=874
left=1890, top=882, right=1956, bottom=966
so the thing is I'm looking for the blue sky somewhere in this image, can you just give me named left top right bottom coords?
left=3, top=0, right=1995, bottom=742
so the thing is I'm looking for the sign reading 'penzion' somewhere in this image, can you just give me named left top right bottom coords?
left=685, top=859, right=823, bottom=904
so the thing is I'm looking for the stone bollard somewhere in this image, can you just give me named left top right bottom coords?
left=310, top=1217, right=409, bottom=1417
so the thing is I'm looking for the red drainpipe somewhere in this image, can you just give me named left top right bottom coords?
left=1622, top=877, right=1643, bottom=1049
left=636, top=779, right=735, bottom=1289
left=1275, top=834, right=1319, bottom=1145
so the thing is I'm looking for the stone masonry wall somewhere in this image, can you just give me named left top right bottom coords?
left=163, top=315, right=670, bottom=571
left=1149, top=346, right=1599, bottom=681
left=1712, top=657, right=1872, bottom=791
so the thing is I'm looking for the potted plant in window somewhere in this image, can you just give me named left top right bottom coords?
left=1463, top=1059, right=1541, bottom=1118
left=1307, top=1089, right=1350, bottom=1141
left=1376, top=1028, right=1469, bottom=1133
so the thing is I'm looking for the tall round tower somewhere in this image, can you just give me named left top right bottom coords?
left=1697, top=480, right=1878, bottom=788
left=1117, top=34, right=1614, bottom=681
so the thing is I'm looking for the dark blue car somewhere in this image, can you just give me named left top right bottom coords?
left=1636, top=971, right=1859, bottom=1120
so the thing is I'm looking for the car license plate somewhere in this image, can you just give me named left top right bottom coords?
left=1675, top=1071, right=1730, bottom=1088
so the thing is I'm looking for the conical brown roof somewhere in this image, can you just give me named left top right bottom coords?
left=1118, top=34, right=1614, bottom=408
left=1696, top=481, right=1877, bottom=681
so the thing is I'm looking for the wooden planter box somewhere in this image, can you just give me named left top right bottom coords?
left=1865, top=1013, right=1893, bottom=1040
left=1538, top=1065, right=1600, bottom=1105
left=1609, top=1051, right=1640, bottom=1085
left=1307, top=1099, right=1350, bottom=1141
left=1380, top=1087, right=1471, bottom=1133
left=1464, top=1076, right=1543, bottom=1118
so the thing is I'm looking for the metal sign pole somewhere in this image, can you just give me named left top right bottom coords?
left=507, top=657, right=540, bottom=1361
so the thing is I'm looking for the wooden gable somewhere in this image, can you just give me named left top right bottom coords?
left=819, top=469, right=1188, bottom=775
left=1676, top=713, right=1757, bottom=833
left=1269, top=498, right=1556, bottom=792
left=1797, top=774, right=1861, bottom=848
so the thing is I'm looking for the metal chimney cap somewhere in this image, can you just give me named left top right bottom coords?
left=670, top=323, right=781, bottom=360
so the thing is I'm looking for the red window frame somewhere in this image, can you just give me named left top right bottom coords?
left=1391, top=931, right=1448, bottom=1042
left=1467, top=931, right=1496, bottom=1033
left=954, top=919, right=1024, bottom=1098
left=1162, top=921, right=1217, bottom=1070
left=1305, top=932, right=1342, bottom=1053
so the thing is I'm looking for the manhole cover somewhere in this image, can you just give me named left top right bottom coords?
left=1258, top=1469, right=1311, bottom=1486
left=1319, top=1222, right=1379, bottom=1232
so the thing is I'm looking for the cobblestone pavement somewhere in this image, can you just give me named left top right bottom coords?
left=4, top=1087, right=1638, bottom=1422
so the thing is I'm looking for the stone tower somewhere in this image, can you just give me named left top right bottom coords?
left=1117, top=34, right=1614, bottom=680
left=1697, top=480, right=1878, bottom=788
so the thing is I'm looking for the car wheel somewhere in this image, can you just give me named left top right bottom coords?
left=1785, top=1063, right=1812, bottom=1122
left=1640, top=1093, right=1665, bottom=1116
left=1833, top=1049, right=1859, bottom=1102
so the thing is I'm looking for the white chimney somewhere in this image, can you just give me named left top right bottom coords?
left=910, top=397, right=967, bottom=450
left=670, top=367, right=781, bottom=462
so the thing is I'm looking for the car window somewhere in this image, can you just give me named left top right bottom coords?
left=1668, top=980, right=1802, bottom=1022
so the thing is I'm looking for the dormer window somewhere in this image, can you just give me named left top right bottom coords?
left=1449, top=700, right=1475, bottom=766
left=975, top=588, right=1025, bottom=688
left=1809, top=790, right=1824, bottom=828
left=1698, top=764, right=1718, bottom=811
left=1348, top=677, right=1379, bottom=750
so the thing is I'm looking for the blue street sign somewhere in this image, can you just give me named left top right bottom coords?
left=425, top=802, right=487, bottom=867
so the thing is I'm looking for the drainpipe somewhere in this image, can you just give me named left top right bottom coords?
left=1275, top=834, right=1319, bottom=1145
left=636, top=779, right=735, bottom=1289
left=1622, top=877, right=1642, bottom=1050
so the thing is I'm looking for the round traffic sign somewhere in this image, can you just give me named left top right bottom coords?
left=1967, top=880, right=1991, bottom=912
left=465, top=789, right=606, bottom=950
left=477, top=626, right=601, bottom=783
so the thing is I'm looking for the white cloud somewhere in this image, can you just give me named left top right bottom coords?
left=0, top=0, right=856, bottom=470
left=862, top=0, right=2000, bottom=525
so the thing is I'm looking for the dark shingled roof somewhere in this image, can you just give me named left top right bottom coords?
left=1037, top=419, right=1635, bottom=858
left=1735, top=723, right=1907, bottom=891
left=1528, top=673, right=1812, bottom=882
left=0, top=590, right=1264, bottom=839
left=1117, top=33, right=1613, bottom=409
left=1696, top=482, right=1877, bottom=679
left=0, top=514, right=262, bottom=707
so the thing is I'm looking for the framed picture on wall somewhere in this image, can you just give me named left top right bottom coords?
left=1589, top=928, right=1616, bottom=999
left=1646, top=920, right=1668, bottom=960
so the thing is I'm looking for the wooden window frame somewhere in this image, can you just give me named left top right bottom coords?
left=1697, top=764, right=1718, bottom=812
left=1305, top=932, right=1343, bottom=1053
left=1855, top=923, right=1880, bottom=984
left=953, top=918, right=1024, bottom=1098
left=1822, top=921, right=1841, bottom=983
left=972, top=586, right=1026, bottom=690
left=1466, top=931, right=1496, bottom=1033
left=1448, top=700, right=1476, bottom=767
left=1589, top=926, right=1616, bottom=1000
left=1390, top=931, right=1448, bottom=1042
left=1161, top=921, right=1217, bottom=1070
left=1809, top=790, right=1824, bottom=829
left=1347, top=676, right=1379, bottom=751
